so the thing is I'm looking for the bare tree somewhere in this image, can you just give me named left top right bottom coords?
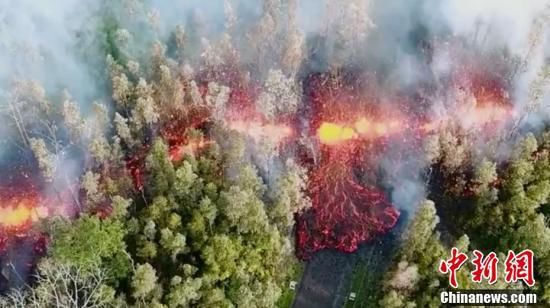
left=0, top=261, right=115, bottom=308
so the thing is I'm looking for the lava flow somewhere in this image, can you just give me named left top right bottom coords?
left=296, top=146, right=400, bottom=259
left=294, top=67, right=519, bottom=259
left=294, top=74, right=403, bottom=259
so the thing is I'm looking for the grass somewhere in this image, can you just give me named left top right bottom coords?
left=343, top=246, right=392, bottom=308
left=343, top=260, right=370, bottom=308
left=276, top=260, right=305, bottom=308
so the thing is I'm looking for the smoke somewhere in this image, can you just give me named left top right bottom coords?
left=439, top=0, right=550, bottom=113
left=0, top=0, right=108, bottom=176
left=0, top=0, right=103, bottom=103
left=441, top=0, right=546, bottom=51
left=1, top=0, right=547, bottom=102
left=0, top=5, right=101, bottom=287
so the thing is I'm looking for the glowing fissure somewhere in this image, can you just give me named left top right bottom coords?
left=0, top=188, right=44, bottom=230
left=0, top=203, right=48, bottom=229
left=318, top=117, right=402, bottom=145
left=318, top=104, right=515, bottom=145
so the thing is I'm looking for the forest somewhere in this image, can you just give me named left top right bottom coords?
left=0, top=0, right=550, bottom=307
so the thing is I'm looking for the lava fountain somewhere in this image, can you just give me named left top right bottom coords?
left=0, top=186, right=49, bottom=232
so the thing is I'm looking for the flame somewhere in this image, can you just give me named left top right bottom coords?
left=0, top=183, right=74, bottom=231
left=0, top=205, right=32, bottom=227
left=228, top=120, right=293, bottom=144
left=318, top=117, right=403, bottom=145
left=0, top=196, right=49, bottom=229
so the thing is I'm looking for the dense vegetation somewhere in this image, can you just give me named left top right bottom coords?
left=379, top=132, right=550, bottom=307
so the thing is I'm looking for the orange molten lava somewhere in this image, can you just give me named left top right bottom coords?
left=318, top=117, right=402, bottom=145
left=319, top=104, right=516, bottom=145
left=0, top=196, right=49, bottom=229
left=228, top=120, right=293, bottom=143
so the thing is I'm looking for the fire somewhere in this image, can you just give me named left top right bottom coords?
left=0, top=205, right=32, bottom=228
left=228, top=120, right=293, bottom=144
left=0, top=196, right=49, bottom=229
left=318, top=117, right=403, bottom=145
left=0, top=182, right=76, bottom=232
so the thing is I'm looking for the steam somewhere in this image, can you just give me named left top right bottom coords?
left=440, top=0, right=550, bottom=114
left=0, top=0, right=102, bottom=102
left=1, top=0, right=547, bottom=99
left=442, top=0, right=546, bottom=50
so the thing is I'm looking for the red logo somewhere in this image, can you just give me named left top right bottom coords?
left=439, top=247, right=469, bottom=288
left=504, top=249, right=535, bottom=287
left=471, top=250, right=499, bottom=285
left=439, top=248, right=535, bottom=288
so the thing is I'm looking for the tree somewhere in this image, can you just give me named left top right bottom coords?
left=219, top=186, right=269, bottom=235
left=379, top=290, right=406, bottom=308
left=114, top=112, right=134, bottom=146
left=29, top=138, right=56, bottom=182
left=380, top=200, right=449, bottom=307
left=81, top=171, right=103, bottom=205
left=424, top=132, right=550, bottom=303
left=269, top=159, right=311, bottom=233
left=146, top=139, right=176, bottom=195
left=48, top=215, right=130, bottom=281
left=402, top=200, right=440, bottom=263
left=165, top=275, right=202, bottom=307
left=118, top=138, right=294, bottom=307
left=0, top=260, right=116, bottom=308
left=62, top=92, right=85, bottom=141
left=131, top=263, right=159, bottom=301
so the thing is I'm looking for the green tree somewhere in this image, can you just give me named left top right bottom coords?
left=132, top=263, right=159, bottom=301
left=48, top=215, right=130, bottom=280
